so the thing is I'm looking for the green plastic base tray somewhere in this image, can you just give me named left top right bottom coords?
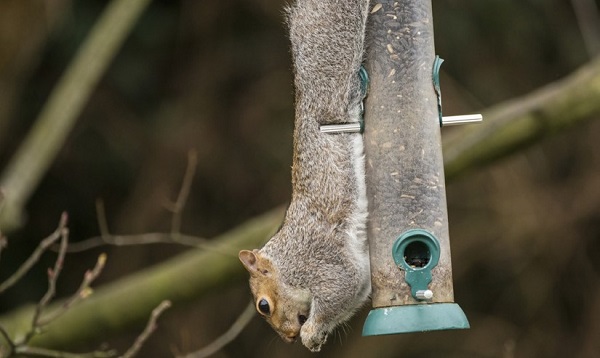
left=362, top=303, right=470, bottom=336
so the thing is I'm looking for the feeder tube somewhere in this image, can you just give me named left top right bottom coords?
left=363, top=0, right=454, bottom=307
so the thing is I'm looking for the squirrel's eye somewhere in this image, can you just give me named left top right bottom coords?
left=298, top=314, right=307, bottom=325
left=257, top=298, right=270, bottom=315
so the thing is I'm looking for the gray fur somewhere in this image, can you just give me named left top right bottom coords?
left=239, top=0, right=371, bottom=352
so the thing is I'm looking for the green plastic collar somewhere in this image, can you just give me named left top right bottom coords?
left=362, top=303, right=470, bottom=336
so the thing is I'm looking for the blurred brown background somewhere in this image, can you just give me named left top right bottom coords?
left=0, top=0, right=599, bottom=357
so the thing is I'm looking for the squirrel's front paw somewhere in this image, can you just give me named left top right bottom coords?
left=300, top=323, right=328, bottom=352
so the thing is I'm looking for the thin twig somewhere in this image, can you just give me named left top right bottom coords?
left=177, top=301, right=256, bottom=358
left=120, top=300, right=172, bottom=358
left=64, top=233, right=235, bottom=257
left=0, top=208, right=285, bottom=350
left=40, top=223, right=69, bottom=307
left=0, top=213, right=68, bottom=294
left=0, top=215, right=119, bottom=358
left=22, top=221, right=70, bottom=344
left=37, top=253, right=107, bottom=327
left=77, top=152, right=213, bottom=253
left=68, top=160, right=235, bottom=256
left=96, top=199, right=111, bottom=239
left=169, top=150, right=198, bottom=236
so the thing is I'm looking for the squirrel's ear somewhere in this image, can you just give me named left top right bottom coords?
left=240, top=249, right=271, bottom=277
left=239, top=249, right=259, bottom=274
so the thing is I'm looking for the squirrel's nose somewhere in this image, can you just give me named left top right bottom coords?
left=284, top=334, right=297, bottom=343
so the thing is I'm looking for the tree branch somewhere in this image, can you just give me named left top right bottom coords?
left=64, top=152, right=219, bottom=254
left=443, top=58, right=600, bottom=182
left=0, top=208, right=283, bottom=350
left=120, top=300, right=171, bottom=358
left=36, top=254, right=107, bottom=328
left=0, top=215, right=118, bottom=358
left=21, top=221, right=69, bottom=344
left=0, top=0, right=152, bottom=233
left=63, top=232, right=231, bottom=256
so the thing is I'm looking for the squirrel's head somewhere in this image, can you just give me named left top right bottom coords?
left=239, top=249, right=311, bottom=344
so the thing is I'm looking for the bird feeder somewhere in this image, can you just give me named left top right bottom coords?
left=361, top=0, right=477, bottom=335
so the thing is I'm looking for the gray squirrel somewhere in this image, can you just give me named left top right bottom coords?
left=239, top=0, right=371, bottom=352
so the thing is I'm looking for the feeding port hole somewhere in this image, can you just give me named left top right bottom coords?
left=403, top=241, right=431, bottom=268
